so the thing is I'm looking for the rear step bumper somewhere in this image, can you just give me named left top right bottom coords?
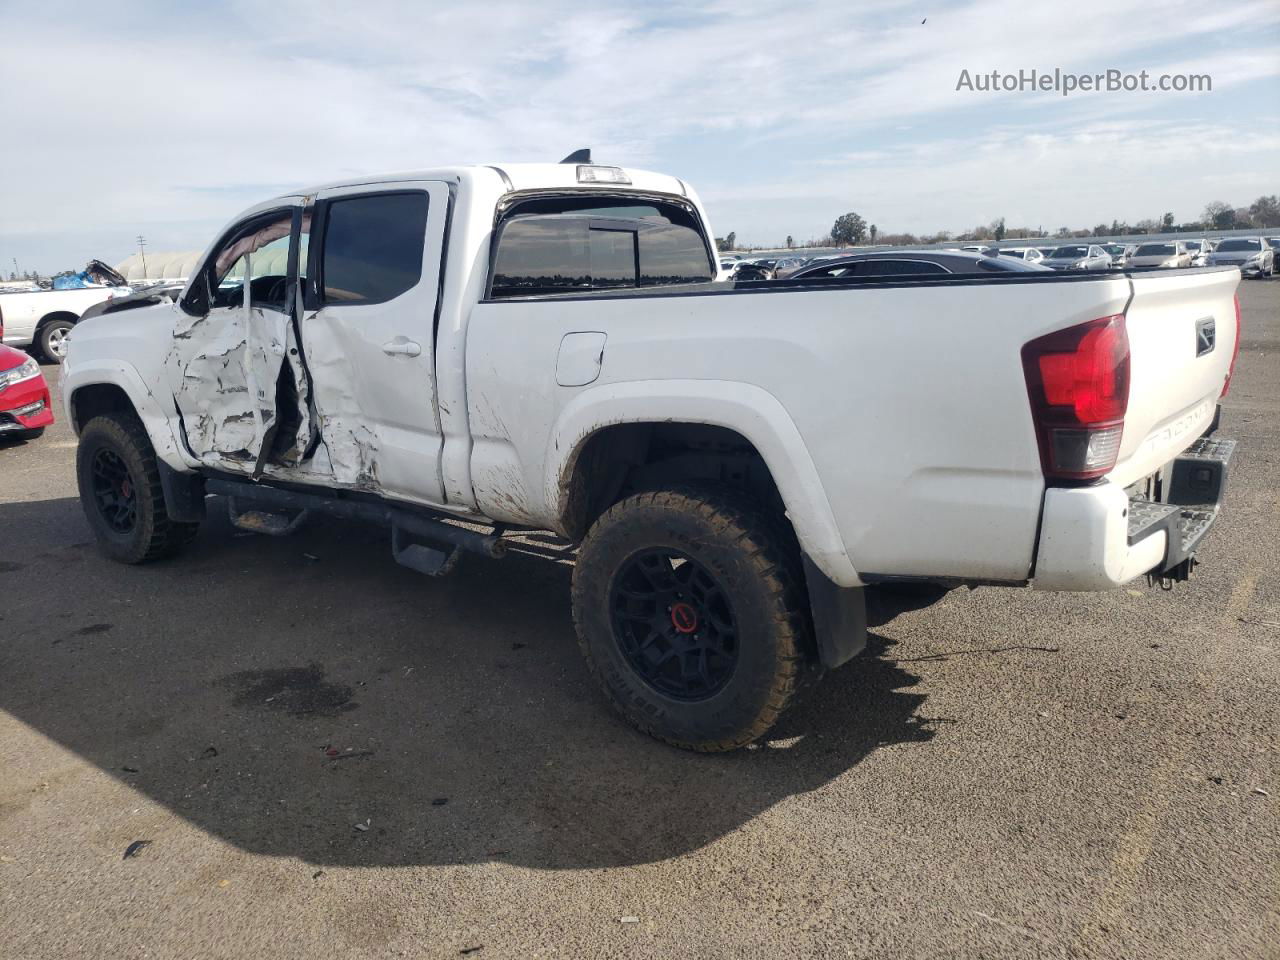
left=1033, top=435, right=1235, bottom=591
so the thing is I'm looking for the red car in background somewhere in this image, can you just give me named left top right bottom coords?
left=0, top=342, right=55, bottom=440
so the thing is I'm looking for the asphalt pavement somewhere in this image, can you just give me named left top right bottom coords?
left=1, top=281, right=1276, bottom=959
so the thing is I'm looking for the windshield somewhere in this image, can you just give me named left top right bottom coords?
left=1135, top=244, right=1174, bottom=256
left=1216, top=239, right=1262, bottom=252
left=998, top=250, right=1024, bottom=258
left=1104, top=245, right=1126, bottom=255
left=1050, top=246, right=1087, bottom=258
left=1184, top=241, right=1202, bottom=250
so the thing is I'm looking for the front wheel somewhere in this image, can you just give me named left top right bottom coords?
left=76, top=414, right=200, bottom=563
left=571, top=486, right=811, bottom=752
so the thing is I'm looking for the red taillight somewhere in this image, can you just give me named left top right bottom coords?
left=1221, top=294, right=1242, bottom=398
left=1022, top=314, right=1130, bottom=481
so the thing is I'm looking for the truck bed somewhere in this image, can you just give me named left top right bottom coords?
left=465, top=267, right=1239, bottom=585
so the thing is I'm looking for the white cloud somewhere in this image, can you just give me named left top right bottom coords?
left=0, top=0, right=1276, bottom=269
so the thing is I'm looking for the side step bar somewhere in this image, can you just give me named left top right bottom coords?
left=205, top=478, right=507, bottom=574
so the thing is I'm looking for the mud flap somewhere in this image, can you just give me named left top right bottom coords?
left=802, top=556, right=868, bottom=669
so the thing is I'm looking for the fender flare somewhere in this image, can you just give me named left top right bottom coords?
left=547, top=379, right=861, bottom=587
left=63, top=358, right=195, bottom=472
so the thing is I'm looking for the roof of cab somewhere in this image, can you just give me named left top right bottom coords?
left=286, top=163, right=691, bottom=201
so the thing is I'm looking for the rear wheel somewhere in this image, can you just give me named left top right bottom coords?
left=76, top=414, right=200, bottom=563
left=571, top=486, right=810, bottom=751
left=39, top=318, right=74, bottom=363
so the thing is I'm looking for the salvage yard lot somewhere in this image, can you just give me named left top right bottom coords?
left=1, top=283, right=1277, bottom=960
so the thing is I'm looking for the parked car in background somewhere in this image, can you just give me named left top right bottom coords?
left=1041, top=244, right=1112, bottom=271
left=1036, top=247, right=1057, bottom=259
left=731, top=260, right=775, bottom=280
left=997, top=247, right=1046, bottom=264
left=1207, top=237, right=1275, bottom=277
left=1102, top=244, right=1135, bottom=267
left=0, top=343, right=54, bottom=440
left=959, top=244, right=997, bottom=255
left=1183, top=239, right=1210, bottom=266
left=786, top=249, right=1052, bottom=279
left=0, top=260, right=131, bottom=362
left=773, top=256, right=810, bottom=278
left=1265, top=237, right=1280, bottom=263
left=1128, top=241, right=1192, bottom=269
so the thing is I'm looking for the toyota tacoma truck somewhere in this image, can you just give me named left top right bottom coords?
left=62, top=156, right=1241, bottom=751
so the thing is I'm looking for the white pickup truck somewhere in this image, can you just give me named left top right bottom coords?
left=1, top=261, right=131, bottom=361
left=62, top=158, right=1241, bottom=751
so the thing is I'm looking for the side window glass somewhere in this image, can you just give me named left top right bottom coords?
left=860, top=260, right=945, bottom=275
left=206, top=212, right=300, bottom=311
left=321, top=193, right=429, bottom=305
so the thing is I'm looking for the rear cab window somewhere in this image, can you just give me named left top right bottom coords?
left=488, top=196, right=714, bottom=298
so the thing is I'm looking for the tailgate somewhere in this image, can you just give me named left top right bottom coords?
left=1110, top=267, right=1239, bottom=486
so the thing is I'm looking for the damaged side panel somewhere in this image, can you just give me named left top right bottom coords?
left=278, top=310, right=381, bottom=489
left=168, top=203, right=318, bottom=476
left=169, top=306, right=288, bottom=467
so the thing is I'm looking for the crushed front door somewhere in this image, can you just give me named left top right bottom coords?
left=169, top=203, right=314, bottom=476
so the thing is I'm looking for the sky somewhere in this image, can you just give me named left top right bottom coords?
left=0, top=0, right=1277, bottom=273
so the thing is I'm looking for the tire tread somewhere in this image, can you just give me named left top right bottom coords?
left=572, top=484, right=809, bottom=752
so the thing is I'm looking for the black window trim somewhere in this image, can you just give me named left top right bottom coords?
left=304, top=188, right=431, bottom=310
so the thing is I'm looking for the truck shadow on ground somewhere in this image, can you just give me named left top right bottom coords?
left=0, top=496, right=940, bottom=870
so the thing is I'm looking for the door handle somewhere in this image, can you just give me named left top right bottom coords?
left=382, top=339, right=422, bottom=357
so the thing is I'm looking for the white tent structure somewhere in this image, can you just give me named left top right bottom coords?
left=115, top=246, right=294, bottom=284
left=115, top=251, right=203, bottom=284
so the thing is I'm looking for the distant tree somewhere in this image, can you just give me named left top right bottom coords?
left=726, top=231, right=736, bottom=250
left=1161, top=212, right=1175, bottom=230
left=992, top=217, right=1006, bottom=241
left=1249, top=195, right=1280, bottom=228
left=1133, top=218, right=1159, bottom=234
left=1093, top=223, right=1109, bottom=237
left=831, top=212, right=867, bottom=246
left=786, top=235, right=794, bottom=249
left=1202, top=201, right=1234, bottom=230
left=1232, top=208, right=1256, bottom=228
left=869, top=224, right=877, bottom=243
left=1055, top=226, right=1072, bottom=238
left=6, top=271, right=13, bottom=281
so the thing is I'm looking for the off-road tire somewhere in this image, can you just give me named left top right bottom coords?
left=572, top=485, right=810, bottom=752
left=77, top=414, right=200, bottom=563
